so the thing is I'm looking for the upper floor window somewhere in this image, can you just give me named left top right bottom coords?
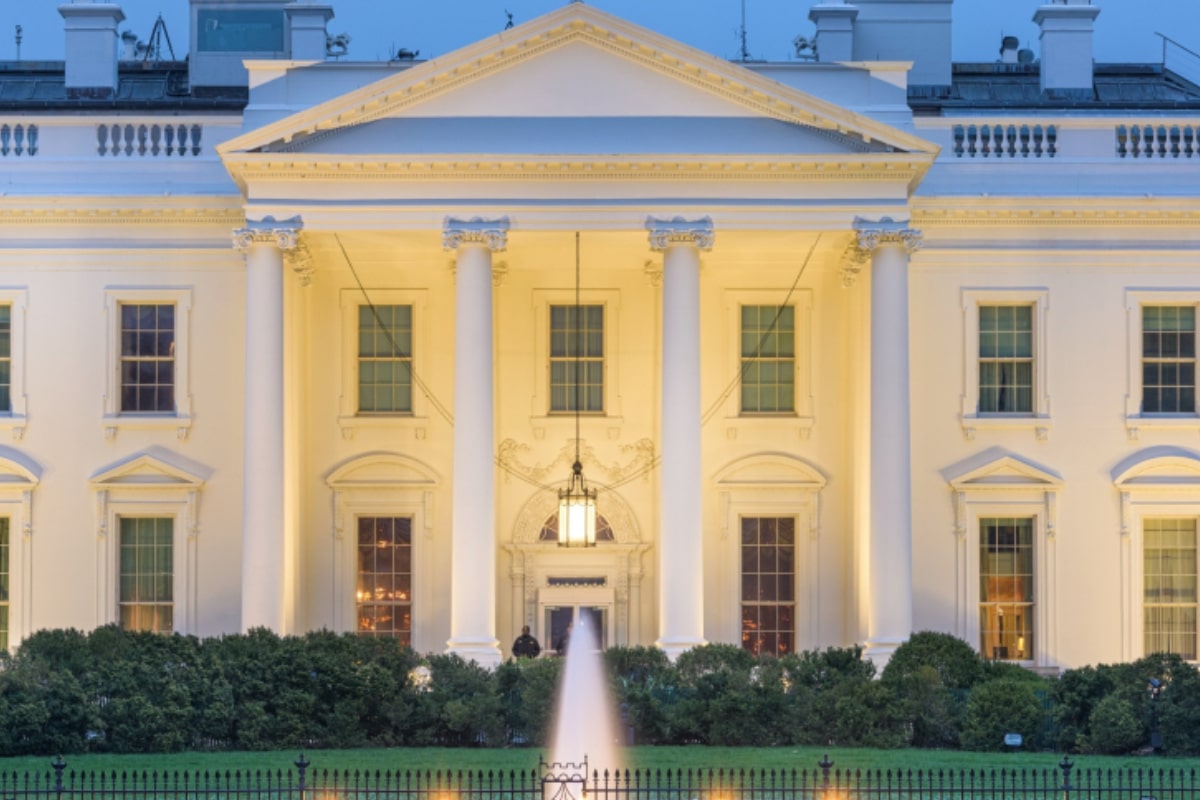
left=358, top=305, right=413, bottom=414
left=1142, top=306, right=1196, bottom=414
left=741, top=516, right=796, bottom=656
left=118, top=517, right=174, bottom=634
left=357, top=516, right=412, bottom=645
left=979, top=516, right=1034, bottom=661
left=550, top=304, right=603, bottom=413
left=0, top=305, right=11, bottom=413
left=741, top=305, right=794, bottom=414
left=1144, top=517, right=1197, bottom=660
left=978, top=305, right=1033, bottom=415
left=120, top=304, right=175, bottom=414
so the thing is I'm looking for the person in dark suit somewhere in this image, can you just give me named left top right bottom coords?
left=511, top=625, right=541, bottom=658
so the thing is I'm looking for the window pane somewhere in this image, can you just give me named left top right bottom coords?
left=549, top=304, right=604, bottom=413
left=741, top=516, right=797, bottom=656
left=356, top=516, right=413, bottom=646
left=357, top=305, right=414, bottom=414
left=979, top=517, right=1035, bottom=660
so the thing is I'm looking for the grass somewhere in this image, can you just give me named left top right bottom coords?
left=0, top=747, right=1196, bottom=778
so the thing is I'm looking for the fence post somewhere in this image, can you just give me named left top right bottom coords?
left=1058, top=757, right=1073, bottom=800
left=295, top=754, right=310, bottom=800
left=818, top=755, right=833, bottom=799
left=51, top=756, right=66, bottom=800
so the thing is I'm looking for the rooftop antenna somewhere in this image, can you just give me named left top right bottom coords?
left=504, top=9, right=514, bottom=30
left=736, top=0, right=752, bottom=62
left=143, top=14, right=177, bottom=62
left=14, top=24, right=21, bottom=61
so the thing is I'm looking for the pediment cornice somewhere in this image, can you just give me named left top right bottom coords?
left=219, top=5, right=936, bottom=166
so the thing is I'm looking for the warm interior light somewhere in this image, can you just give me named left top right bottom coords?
left=558, top=461, right=596, bottom=547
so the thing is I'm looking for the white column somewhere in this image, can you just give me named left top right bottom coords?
left=647, top=216, right=713, bottom=660
left=443, top=216, right=509, bottom=667
left=233, top=215, right=302, bottom=633
left=853, top=216, right=922, bottom=667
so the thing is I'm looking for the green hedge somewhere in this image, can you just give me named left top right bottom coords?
left=0, top=627, right=1194, bottom=755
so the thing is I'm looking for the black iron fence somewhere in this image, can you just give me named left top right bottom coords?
left=0, top=756, right=1195, bottom=800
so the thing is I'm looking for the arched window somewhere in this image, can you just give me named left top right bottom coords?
left=539, top=513, right=614, bottom=542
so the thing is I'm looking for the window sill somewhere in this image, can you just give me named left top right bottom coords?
left=1125, top=415, right=1200, bottom=440
left=103, top=414, right=192, bottom=441
left=0, top=414, right=28, bottom=441
left=529, top=415, right=624, bottom=441
left=337, top=414, right=429, bottom=441
left=724, top=414, right=815, bottom=440
left=961, top=415, right=1052, bottom=441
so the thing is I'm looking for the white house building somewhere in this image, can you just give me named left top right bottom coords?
left=0, top=0, right=1198, bottom=671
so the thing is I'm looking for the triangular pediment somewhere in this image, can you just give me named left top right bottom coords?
left=90, top=447, right=210, bottom=488
left=944, top=448, right=1063, bottom=491
left=0, top=446, right=40, bottom=488
left=714, top=453, right=827, bottom=489
left=1113, top=446, right=1200, bottom=488
left=220, top=4, right=935, bottom=165
left=326, top=452, right=439, bottom=489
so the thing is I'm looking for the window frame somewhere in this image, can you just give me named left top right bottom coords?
left=355, top=303, right=415, bottom=416
left=103, top=288, right=193, bottom=440
left=116, top=516, right=177, bottom=634
left=548, top=303, right=606, bottom=415
left=1114, top=449, right=1200, bottom=662
left=722, top=289, right=813, bottom=435
left=947, top=450, right=1061, bottom=668
left=739, top=303, right=798, bottom=416
left=91, top=451, right=205, bottom=636
left=338, top=289, right=428, bottom=439
left=960, top=288, right=1051, bottom=440
left=739, top=514, right=800, bottom=657
left=0, top=452, right=38, bottom=651
left=326, top=453, right=438, bottom=653
left=1125, top=291, right=1200, bottom=438
left=530, top=288, right=622, bottom=425
left=1140, top=516, right=1198, bottom=660
left=715, top=454, right=825, bottom=652
left=354, top=514, right=415, bottom=644
left=0, top=289, right=30, bottom=440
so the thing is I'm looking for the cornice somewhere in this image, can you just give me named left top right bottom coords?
left=914, top=206, right=1200, bottom=227
left=0, top=206, right=245, bottom=225
left=224, top=154, right=932, bottom=184
left=219, top=6, right=936, bottom=160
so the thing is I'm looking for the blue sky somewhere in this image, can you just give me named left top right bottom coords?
left=3, top=1, right=1196, bottom=65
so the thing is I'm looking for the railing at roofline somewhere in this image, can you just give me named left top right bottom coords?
left=0, top=755, right=1195, bottom=800
left=1157, top=31, right=1200, bottom=91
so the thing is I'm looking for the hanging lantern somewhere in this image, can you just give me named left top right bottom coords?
left=557, top=460, right=596, bottom=547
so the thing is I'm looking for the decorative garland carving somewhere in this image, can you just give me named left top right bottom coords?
left=498, top=437, right=656, bottom=488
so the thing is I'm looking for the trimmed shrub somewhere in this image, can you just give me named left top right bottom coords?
left=960, top=678, right=1043, bottom=752
left=1078, top=692, right=1145, bottom=755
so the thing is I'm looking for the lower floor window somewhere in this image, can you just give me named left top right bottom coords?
left=0, top=518, right=8, bottom=651
left=118, top=517, right=173, bottom=633
left=1144, top=518, right=1198, bottom=660
left=979, top=517, right=1034, bottom=660
left=741, top=516, right=796, bottom=656
left=357, top=516, right=412, bottom=645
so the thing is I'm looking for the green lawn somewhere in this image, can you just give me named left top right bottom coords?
left=0, top=747, right=1195, bottom=778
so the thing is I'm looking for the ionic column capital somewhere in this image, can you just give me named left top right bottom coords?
left=442, top=216, right=510, bottom=252
left=233, top=215, right=304, bottom=252
left=646, top=216, right=714, bottom=252
left=851, top=216, right=922, bottom=254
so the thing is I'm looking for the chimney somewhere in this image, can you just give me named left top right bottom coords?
left=849, top=0, right=953, bottom=86
left=1033, top=0, right=1100, bottom=95
left=999, top=35, right=1019, bottom=64
left=58, top=2, right=125, bottom=98
left=285, top=2, right=334, bottom=61
left=808, top=1, right=858, bottom=63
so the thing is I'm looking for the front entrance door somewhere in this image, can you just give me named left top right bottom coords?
left=545, top=605, right=608, bottom=654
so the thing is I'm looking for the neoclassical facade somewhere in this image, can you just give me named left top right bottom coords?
left=0, top=0, right=1198, bottom=670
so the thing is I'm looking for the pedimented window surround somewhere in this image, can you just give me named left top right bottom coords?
left=325, top=452, right=438, bottom=652
left=945, top=448, right=1062, bottom=668
left=0, top=447, right=40, bottom=649
left=90, top=448, right=210, bottom=635
left=714, top=453, right=826, bottom=650
left=1112, top=446, right=1200, bottom=661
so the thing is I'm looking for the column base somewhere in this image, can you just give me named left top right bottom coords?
left=655, top=636, right=707, bottom=661
left=862, top=636, right=909, bottom=672
left=445, top=638, right=503, bottom=669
